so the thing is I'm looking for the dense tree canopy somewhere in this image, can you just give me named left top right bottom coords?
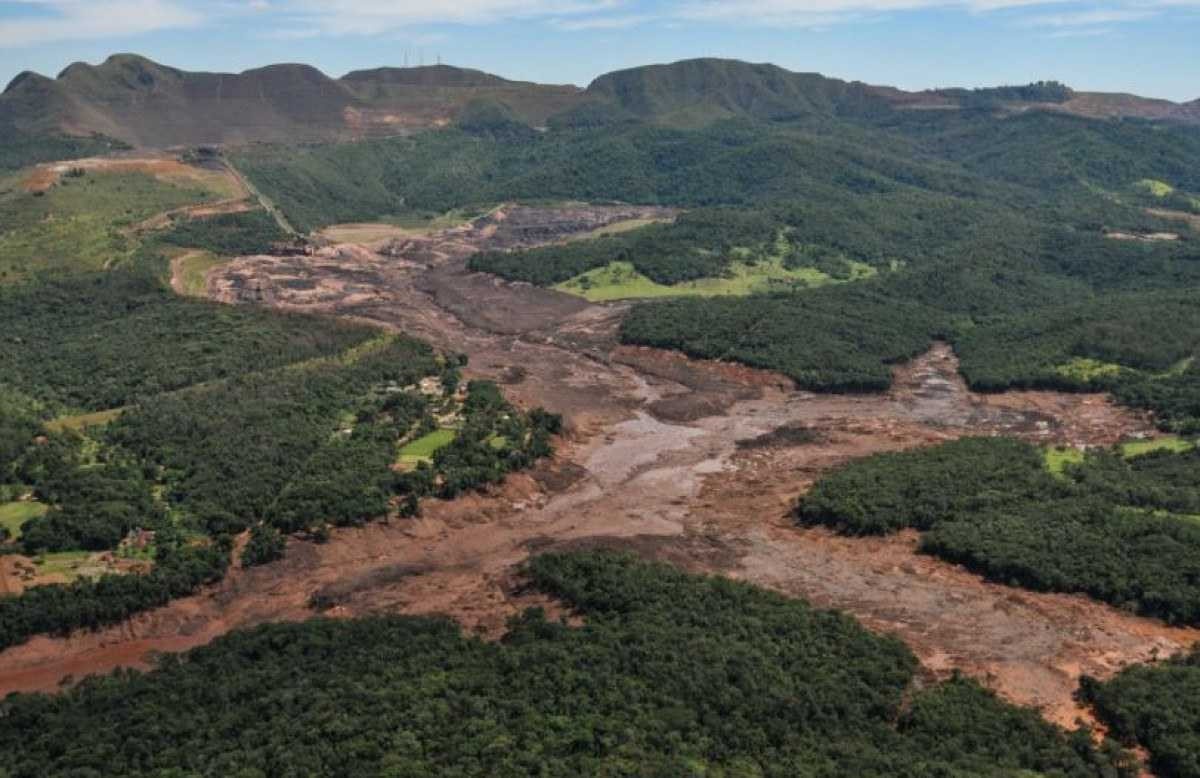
left=1081, top=646, right=1200, bottom=778
left=0, top=552, right=1133, bottom=778
left=158, top=208, right=289, bottom=256
left=798, top=437, right=1200, bottom=623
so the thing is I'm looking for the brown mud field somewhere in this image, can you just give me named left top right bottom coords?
left=2, top=205, right=1196, bottom=735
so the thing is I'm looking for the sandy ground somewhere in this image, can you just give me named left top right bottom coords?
left=21, top=153, right=246, bottom=198
left=2, top=207, right=1195, bottom=737
left=1148, top=207, right=1200, bottom=232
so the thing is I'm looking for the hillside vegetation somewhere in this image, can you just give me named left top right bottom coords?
left=233, top=99, right=1200, bottom=427
left=1081, top=647, right=1200, bottom=778
left=0, top=168, right=221, bottom=283
left=798, top=437, right=1200, bottom=623
left=0, top=552, right=1134, bottom=777
left=0, top=54, right=583, bottom=147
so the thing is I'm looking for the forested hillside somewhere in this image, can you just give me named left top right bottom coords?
left=0, top=162, right=562, bottom=649
left=0, top=271, right=560, bottom=648
left=0, top=552, right=1134, bottom=777
left=4, top=52, right=1200, bottom=778
left=798, top=437, right=1200, bottom=623
left=1081, top=647, right=1200, bottom=778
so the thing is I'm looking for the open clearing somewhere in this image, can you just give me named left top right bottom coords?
left=1134, top=178, right=1174, bottom=198
left=1055, top=357, right=1124, bottom=381
left=21, top=155, right=244, bottom=199
left=315, top=209, right=503, bottom=247
left=1121, top=435, right=1195, bottom=458
left=44, top=407, right=124, bottom=433
left=0, top=205, right=1193, bottom=734
left=169, top=249, right=227, bottom=297
left=0, top=502, right=47, bottom=541
left=397, top=428, right=457, bottom=467
left=563, top=215, right=676, bottom=242
left=0, top=165, right=235, bottom=282
left=554, top=258, right=876, bottom=302
left=1044, top=446, right=1086, bottom=476
left=0, top=549, right=149, bottom=597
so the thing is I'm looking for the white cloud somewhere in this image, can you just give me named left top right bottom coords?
left=279, top=0, right=625, bottom=35
left=551, top=12, right=656, bottom=29
left=0, top=0, right=201, bottom=46
left=1046, top=25, right=1114, bottom=35
left=0, top=0, right=1194, bottom=47
left=1019, top=8, right=1155, bottom=27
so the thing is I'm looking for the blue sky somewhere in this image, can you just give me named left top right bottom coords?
left=0, top=1, right=1197, bottom=101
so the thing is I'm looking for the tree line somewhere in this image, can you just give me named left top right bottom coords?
left=0, top=551, right=1135, bottom=777
left=798, top=437, right=1200, bottom=624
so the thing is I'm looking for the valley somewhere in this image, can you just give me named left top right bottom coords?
left=2, top=48, right=1200, bottom=776
left=0, top=208, right=1189, bottom=734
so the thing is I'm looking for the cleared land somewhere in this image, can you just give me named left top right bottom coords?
left=20, top=156, right=242, bottom=198
left=313, top=208, right=499, bottom=247
left=169, top=249, right=226, bottom=297
left=563, top=215, right=676, bottom=243
left=43, top=408, right=124, bottom=434
left=0, top=167, right=229, bottom=282
left=1045, top=435, right=1194, bottom=474
left=0, top=549, right=149, bottom=596
left=396, top=428, right=456, bottom=468
left=1122, top=435, right=1195, bottom=458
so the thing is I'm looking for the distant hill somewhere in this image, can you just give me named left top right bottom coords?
left=0, top=54, right=583, bottom=147
left=342, top=64, right=513, bottom=88
left=1052, top=91, right=1200, bottom=123
left=1, top=53, right=1196, bottom=148
left=581, top=58, right=896, bottom=126
left=579, top=59, right=1200, bottom=128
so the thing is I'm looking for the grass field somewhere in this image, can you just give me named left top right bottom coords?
left=1054, top=357, right=1124, bottom=382
left=1134, top=179, right=1175, bottom=198
left=44, top=407, right=125, bottom=433
left=396, top=428, right=457, bottom=468
left=565, top=216, right=675, bottom=244
left=0, top=502, right=47, bottom=540
left=1120, top=436, right=1195, bottom=458
left=1046, top=438, right=1195, bottom=475
left=0, top=170, right=221, bottom=283
left=555, top=258, right=876, bottom=302
left=31, top=551, right=102, bottom=583
left=318, top=207, right=494, bottom=245
left=170, top=249, right=227, bottom=297
left=1045, top=447, right=1086, bottom=476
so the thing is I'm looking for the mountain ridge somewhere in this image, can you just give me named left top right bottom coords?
left=2, top=54, right=1196, bottom=148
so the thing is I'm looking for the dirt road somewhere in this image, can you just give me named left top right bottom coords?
left=1, top=208, right=1194, bottom=732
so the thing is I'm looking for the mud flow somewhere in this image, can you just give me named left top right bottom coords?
left=2, top=204, right=1194, bottom=734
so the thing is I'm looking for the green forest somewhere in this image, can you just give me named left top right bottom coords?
left=1081, top=646, right=1200, bottom=778
left=0, top=124, right=127, bottom=172
left=0, top=270, right=373, bottom=412
left=0, top=552, right=1136, bottom=777
left=797, top=437, right=1200, bottom=623
left=5, top=58, right=1200, bottom=778
left=0, top=266, right=560, bottom=649
left=158, top=208, right=289, bottom=256
left=238, top=107, right=1197, bottom=428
